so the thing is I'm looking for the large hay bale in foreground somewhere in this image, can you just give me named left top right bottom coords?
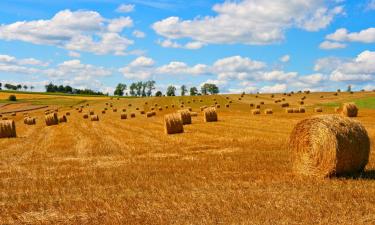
left=164, top=113, right=184, bottom=135
left=342, top=103, right=358, bottom=117
left=203, top=107, right=218, bottom=122
left=45, top=113, right=59, bottom=126
left=289, top=115, right=370, bottom=177
left=178, top=110, right=192, bottom=125
left=0, top=120, right=16, bottom=138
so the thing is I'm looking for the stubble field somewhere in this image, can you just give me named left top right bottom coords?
left=1, top=91, right=375, bottom=224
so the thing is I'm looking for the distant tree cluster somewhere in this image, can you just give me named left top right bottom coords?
left=0, top=82, right=34, bottom=91
left=164, top=83, right=219, bottom=97
left=45, top=83, right=105, bottom=95
left=114, top=81, right=156, bottom=97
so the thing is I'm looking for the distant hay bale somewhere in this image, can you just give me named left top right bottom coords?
left=102, top=110, right=106, bottom=114
left=301, top=96, right=306, bottom=100
left=271, top=94, right=275, bottom=98
left=122, top=109, right=126, bottom=112
left=105, top=103, right=109, bottom=106
left=225, top=104, right=230, bottom=108
left=128, top=104, right=132, bottom=107
left=286, top=108, right=294, bottom=113
left=146, top=112, right=153, bottom=118
left=281, top=103, right=289, bottom=108
left=140, top=110, right=145, bottom=115
left=299, top=107, right=306, bottom=113
left=333, top=93, right=338, bottom=96
left=165, top=105, right=169, bottom=109
left=121, top=113, right=127, bottom=120
left=199, top=99, right=203, bottom=102
left=190, top=112, right=198, bottom=117
left=187, top=107, right=192, bottom=111
left=158, top=107, right=163, bottom=111
left=89, top=110, right=95, bottom=115
left=2, top=117, right=8, bottom=120
left=289, top=115, right=370, bottom=177
left=180, top=105, right=184, bottom=108
left=58, top=115, right=67, bottom=123
left=113, top=108, right=117, bottom=112
left=293, top=108, right=300, bottom=113
left=216, top=104, right=221, bottom=109
left=264, top=109, right=273, bottom=114
left=187, top=101, right=191, bottom=104
left=45, top=113, right=59, bottom=126
left=136, top=107, right=139, bottom=111
left=66, top=112, right=71, bottom=116
left=251, top=109, right=260, bottom=115
left=154, top=103, right=158, bottom=107
left=130, top=113, right=136, bottom=118
left=83, top=113, right=89, bottom=119
left=228, top=100, right=232, bottom=104
left=250, top=103, right=254, bottom=107
left=11, top=113, right=16, bottom=117
left=150, top=107, right=155, bottom=111
left=0, top=120, right=16, bottom=138
left=255, top=104, right=261, bottom=109
left=314, top=107, right=323, bottom=113
left=90, top=115, right=99, bottom=121
left=104, top=108, right=108, bottom=111
left=260, top=101, right=265, bottom=105
left=203, top=107, right=218, bottom=122
left=342, top=103, right=358, bottom=117
left=178, top=110, right=192, bottom=125
left=299, top=101, right=304, bottom=105
left=282, top=98, right=285, bottom=101
left=24, top=117, right=36, bottom=125
left=238, top=98, right=242, bottom=100
left=164, top=113, right=184, bottom=135
left=320, top=96, right=324, bottom=98
left=171, top=104, right=175, bottom=108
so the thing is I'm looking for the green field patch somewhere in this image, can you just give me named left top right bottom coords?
left=319, top=97, right=375, bottom=109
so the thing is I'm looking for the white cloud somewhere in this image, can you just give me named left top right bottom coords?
left=314, top=56, right=345, bottom=72
left=326, top=28, right=375, bottom=43
left=367, top=0, right=375, bottom=10
left=279, top=55, right=290, bottom=63
left=0, top=10, right=134, bottom=55
left=329, top=50, right=375, bottom=81
left=156, top=61, right=208, bottom=75
left=260, top=83, right=287, bottom=93
left=157, top=39, right=204, bottom=50
left=261, top=70, right=297, bottom=81
left=68, top=51, right=81, bottom=58
left=132, top=30, right=146, bottom=38
left=116, top=4, right=135, bottom=13
left=0, top=54, right=48, bottom=67
left=213, top=56, right=266, bottom=80
left=152, top=0, right=343, bottom=46
left=319, top=40, right=346, bottom=49
left=119, top=56, right=155, bottom=80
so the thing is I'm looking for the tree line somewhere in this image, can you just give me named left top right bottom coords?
left=114, top=81, right=219, bottom=97
left=0, top=82, right=34, bottom=91
left=45, top=83, right=106, bottom=95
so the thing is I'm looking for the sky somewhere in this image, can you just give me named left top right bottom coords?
left=0, top=0, right=374, bottom=95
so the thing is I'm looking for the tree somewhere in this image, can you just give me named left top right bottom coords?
left=181, top=85, right=187, bottom=96
left=136, top=82, right=143, bottom=97
left=8, top=95, right=17, bottom=101
left=166, top=85, right=176, bottom=96
left=129, top=83, right=136, bottom=96
left=141, top=82, right=147, bottom=97
left=114, top=83, right=127, bottom=96
left=155, top=91, right=163, bottom=97
left=146, top=80, right=155, bottom=97
left=30, top=86, right=34, bottom=91
left=347, top=85, right=352, bottom=92
left=201, top=83, right=219, bottom=95
left=16, top=84, right=22, bottom=90
left=23, top=85, right=28, bottom=91
left=190, top=87, right=198, bottom=96
left=0, top=82, right=2, bottom=90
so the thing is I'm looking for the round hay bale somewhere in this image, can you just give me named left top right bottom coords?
left=121, top=113, right=127, bottom=120
left=58, top=115, right=67, bottom=123
left=158, top=107, right=163, bottom=111
left=102, top=110, right=106, bottom=114
left=203, top=107, right=218, bottom=122
left=334, top=93, right=338, bottom=96
left=281, top=103, right=289, bottom=108
left=238, top=98, right=242, bottom=101
left=130, top=113, right=136, bottom=118
left=180, top=105, right=184, bottom=108
left=24, top=117, right=36, bottom=125
left=113, top=108, right=117, bottom=112
left=171, top=104, right=175, bottom=108
left=164, top=113, right=184, bottom=135
left=342, top=103, right=358, bottom=117
left=154, top=103, right=158, bottom=107
left=83, top=113, right=89, bottom=119
left=128, top=104, right=132, bottom=107
left=178, top=110, right=192, bottom=125
left=0, top=120, right=16, bottom=138
left=264, top=109, right=273, bottom=114
left=45, top=113, right=59, bottom=126
left=199, top=99, right=203, bottom=102
left=2, top=117, right=8, bottom=120
left=299, top=101, right=304, bottom=105
left=286, top=108, right=294, bottom=113
left=299, top=107, right=306, bottom=113
left=251, top=109, right=260, bottom=115
left=228, top=100, right=233, bottom=104
left=165, top=105, right=169, bottom=109
left=89, top=110, right=95, bottom=115
left=255, top=104, right=261, bottom=109
left=150, top=107, right=155, bottom=111
left=187, top=107, right=192, bottom=111
left=91, top=115, right=99, bottom=121
left=216, top=105, right=221, bottom=109
left=66, top=112, right=71, bottom=116
left=320, top=96, right=324, bottom=98
left=225, top=104, right=230, bottom=108
left=314, top=107, right=323, bottom=113
left=140, top=110, right=145, bottom=115
left=136, top=107, right=139, bottom=111
left=146, top=112, right=153, bottom=118
left=122, top=109, right=126, bottom=112
left=250, top=103, right=254, bottom=107
left=289, top=115, right=370, bottom=177
left=293, top=108, right=300, bottom=113
left=260, top=101, right=265, bottom=105
left=11, top=113, right=16, bottom=117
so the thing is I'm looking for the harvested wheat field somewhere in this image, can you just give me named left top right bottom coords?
left=1, top=91, right=375, bottom=224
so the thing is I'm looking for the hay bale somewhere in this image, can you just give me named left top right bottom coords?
left=286, top=108, right=294, bottom=113
left=140, top=110, right=145, bottom=115
left=225, top=104, right=230, bottom=108
left=136, top=107, right=139, bottom=111
left=165, top=105, right=169, bottom=109
left=299, top=101, right=304, bottom=105
left=130, top=113, right=136, bottom=118
left=146, top=112, right=153, bottom=118
left=58, top=115, right=67, bottom=123
left=216, top=104, right=221, bottom=109
left=203, top=107, right=218, bottom=122
left=45, top=113, right=59, bottom=126
left=11, top=113, right=16, bottom=117
left=238, top=98, right=242, bottom=101
left=66, top=112, right=71, bottom=116
left=255, top=104, right=261, bottom=109
left=113, top=108, right=117, bottom=112
left=334, top=93, right=338, bottom=96
left=251, top=109, right=260, bottom=115
left=2, top=117, right=8, bottom=121
left=90, top=115, right=99, bottom=121
left=122, top=109, right=126, bottom=112
left=314, top=107, right=323, bottom=113
left=289, top=115, right=370, bottom=177
left=187, top=107, right=192, bottom=111
left=128, top=103, right=132, bottom=107
left=121, top=113, right=127, bottom=120
left=158, top=107, right=163, bottom=111
left=102, top=110, right=106, bottom=114
left=89, top=110, right=95, bottom=115
left=264, top=109, right=273, bottom=114
left=281, top=103, right=289, bottom=108
left=0, top=120, right=16, bottom=138
left=171, top=104, right=175, bottom=108
left=199, top=99, right=203, bottom=102
left=164, top=113, right=184, bottom=135
left=250, top=103, right=254, bottom=107
left=299, top=107, right=306, bottom=113
left=342, top=103, right=358, bottom=117
left=24, top=117, right=36, bottom=125
left=83, top=113, right=89, bottom=119
left=178, top=110, right=192, bottom=125
left=260, top=101, right=265, bottom=105
left=293, top=108, right=300, bottom=113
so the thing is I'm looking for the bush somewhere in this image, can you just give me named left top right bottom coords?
left=8, top=95, right=17, bottom=101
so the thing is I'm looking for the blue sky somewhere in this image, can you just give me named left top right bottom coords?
left=0, top=0, right=374, bottom=95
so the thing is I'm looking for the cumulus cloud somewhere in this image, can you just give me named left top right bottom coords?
left=260, top=83, right=287, bottom=93
left=279, top=55, right=290, bottom=63
left=156, top=61, right=208, bottom=75
left=152, top=0, right=343, bottom=46
left=119, top=56, right=156, bottom=80
left=326, top=27, right=375, bottom=43
left=116, top=4, right=135, bottom=13
left=157, top=39, right=204, bottom=50
left=213, top=56, right=266, bottom=80
left=0, top=10, right=134, bottom=55
left=132, top=30, right=146, bottom=38
left=319, top=40, right=346, bottom=49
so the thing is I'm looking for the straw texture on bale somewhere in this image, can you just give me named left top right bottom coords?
left=0, top=120, right=16, bottom=138
left=286, top=108, right=294, bottom=113
left=251, top=109, right=260, bottom=115
left=289, top=115, right=370, bottom=177
left=121, top=114, right=127, bottom=120
left=256, top=104, right=261, bottom=109
left=281, top=103, right=289, bottom=108
left=24, top=117, right=36, bottom=125
left=178, top=110, right=192, bottom=125
left=83, top=113, right=89, bottom=119
left=299, top=107, right=306, bottom=113
left=45, top=113, right=59, bottom=126
left=342, top=103, right=358, bottom=117
left=130, top=113, right=136, bottom=118
left=164, top=113, right=184, bottom=135
left=58, top=115, right=67, bottom=123
left=293, top=108, right=300, bottom=113
left=91, top=115, right=99, bottom=121
left=264, top=109, right=273, bottom=114
left=203, top=107, right=218, bottom=122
